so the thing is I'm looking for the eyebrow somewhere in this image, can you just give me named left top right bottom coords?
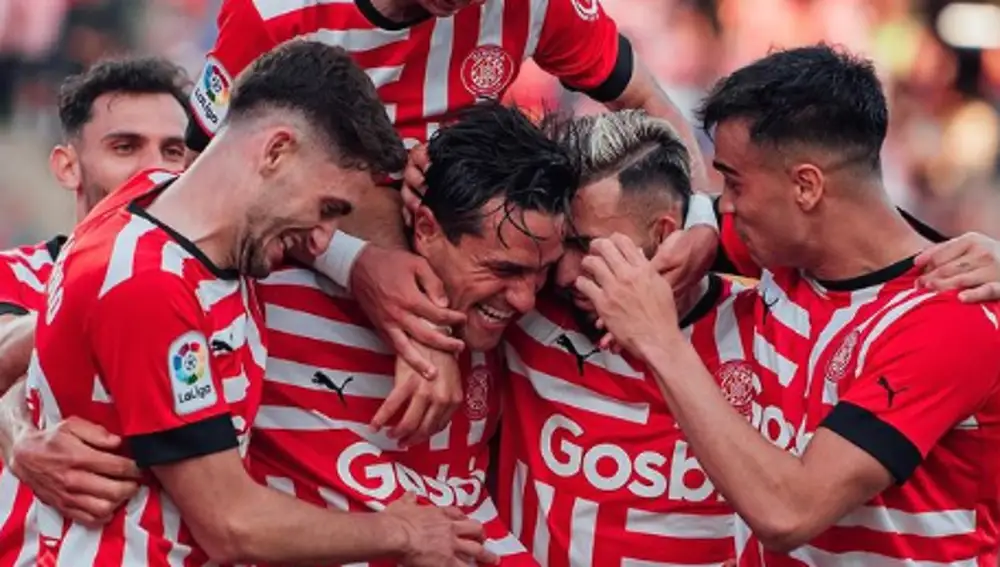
left=101, top=132, right=185, bottom=146
left=712, top=160, right=740, bottom=177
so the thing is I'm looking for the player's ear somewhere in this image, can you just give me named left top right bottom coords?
left=651, top=211, right=681, bottom=247
left=412, top=205, right=443, bottom=255
left=259, top=128, right=297, bottom=178
left=49, top=144, right=81, bottom=193
left=791, top=162, right=824, bottom=212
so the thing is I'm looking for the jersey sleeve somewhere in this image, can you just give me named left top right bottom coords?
left=186, top=0, right=281, bottom=152
left=821, top=298, right=1000, bottom=484
left=0, top=258, right=28, bottom=316
left=87, top=272, right=238, bottom=468
left=531, top=0, right=632, bottom=101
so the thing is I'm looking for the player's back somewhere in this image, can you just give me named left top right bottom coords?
left=25, top=170, right=266, bottom=566
left=497, top=274, right=756, bottom=566
left=737, top=261, right=1000, bottom=566
left=251, top=266, right=525, bottom=566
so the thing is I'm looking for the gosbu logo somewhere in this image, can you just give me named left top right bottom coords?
left=539, top=414, right=717, bottom=501
left=337, top=441, right=485, bottom=507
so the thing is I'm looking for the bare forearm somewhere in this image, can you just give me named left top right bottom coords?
left=228, top=487, right=405, bottom=565
left=0, top=380, right=29, bottom=464
left=639, top=339, right=808, bottom=537
left=0, top=314, right=35, bottom=394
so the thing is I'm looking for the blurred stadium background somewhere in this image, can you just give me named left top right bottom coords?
left=0, top=0, right=998, bottom=246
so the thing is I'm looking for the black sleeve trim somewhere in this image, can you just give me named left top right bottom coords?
left=709, top=196, right=740, bottom=275
left=128, top=414, right=238, bottom=468
left=185, top=119, right=211, bottom=154
left=821, top=401, right=922, bottom=485
left=0, top=303, right=29, bottom=317
left=561, top=34, right=634, bottom=102
left=898, top=208, right=947, bottom=243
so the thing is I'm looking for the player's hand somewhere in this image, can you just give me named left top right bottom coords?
left=650, top=226, right=718, bottom=300
left=372, top=351, right=463, bottom=447
left=10, top=416, right=140, bottom=528
left=402, top=144, right=430, bottom=227
left=351, top=245, right=466, bottom=378
left=576, top=233, right=681, bottom=357
left=386, top=493, right=497, bottom=566
left=916, top=232, right=1000, bottom=303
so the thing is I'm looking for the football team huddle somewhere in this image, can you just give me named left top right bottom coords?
left=0, top=0, right=998, bottom=566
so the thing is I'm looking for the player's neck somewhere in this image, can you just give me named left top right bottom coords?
left=144, top=153, right=245, bottom=273
left=365, top=0, right=423, bottom=22
left=802, top=189, right=929, bottom=283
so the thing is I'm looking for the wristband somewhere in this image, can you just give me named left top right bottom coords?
left=685, top=193, right=719, bottom=231
left=313, top=231, right=368, bottom=291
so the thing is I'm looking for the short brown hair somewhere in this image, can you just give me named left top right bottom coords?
left=229, top=39, right=405, bottom=176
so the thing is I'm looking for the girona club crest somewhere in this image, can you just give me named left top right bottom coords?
left=465, top=365, right=491, bottom=420
left=571, top=0, right=600, bottom=21
left=460, top=45, right=515, bottom=99
left=825, top=328, right=861, bottom=383
left=715, top=360, right=757, bottom=418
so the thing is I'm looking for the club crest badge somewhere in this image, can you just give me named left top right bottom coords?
left=460, top=45, right=515, bottom=98
left=465, top=364, right=491, bottom=420
left=715, top=360, right=758, bottom=418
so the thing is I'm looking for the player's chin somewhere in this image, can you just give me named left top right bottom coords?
left=462, top=323, right=505, bottom=351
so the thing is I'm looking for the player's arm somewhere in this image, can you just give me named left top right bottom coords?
left=0, top=313, right=34, bottom=395
left=91, top=272, right=490, bottom=565
left=0, top=257, right=35, bottom=394
left=185, top=0, right=282, bottom=157
left=639, top=299, right=1000, bottom=552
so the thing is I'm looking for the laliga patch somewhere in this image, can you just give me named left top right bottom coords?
left=190, top=57, right=232, bottom=135
left=168, top=330, right=218, bottom=416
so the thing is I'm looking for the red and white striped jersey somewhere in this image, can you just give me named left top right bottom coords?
left=18, top=169, right=267, bottom=566
left=0, top=236, right=65, bottom=567
left=734, top=260, right=1000, bottom=566
left=250, top=266, right=535, bottom=566
left=187, top=0, right=626, bottom=152
left=496, top=275, right=758, bottom=566
left=0, top=237, right=65, bottom=317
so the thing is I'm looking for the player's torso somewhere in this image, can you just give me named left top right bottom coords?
left=262, top=0, right=543, bottom=147
left=249, top=266, right=502, bottom=565
left=497, top=277, right=751, bottom=566
left=24, top=176, right=266, bottom=565
left=738, top=268, right=1000, bottom=566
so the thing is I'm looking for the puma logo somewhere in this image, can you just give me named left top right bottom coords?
left=876, top=376, right=907, bottom=408
left=210, top=339, right=234, bottom=353
left=312, top=371, right=353, bottom=405
left=759, top=292, right=779, bottom=325
left=555, top=334, right=600, bottom=376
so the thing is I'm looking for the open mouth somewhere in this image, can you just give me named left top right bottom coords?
left=474, top=303, right=515, bottom=325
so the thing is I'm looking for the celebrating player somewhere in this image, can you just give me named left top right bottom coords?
left=183, top=0, right=722, bottom=381
left=496, top=110, right=749, bottom=565
left=0, top=57, right=190, bottom=563
left=252, top=101, right=574, bottom=565
left=16, top=40, right=491, bottom=567
left=579, top=45, right=1000, bottom=565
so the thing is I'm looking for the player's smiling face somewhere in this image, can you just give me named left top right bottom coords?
left=414, top=198, right=564, bottom=350
left=238, top=131, right=370, bottom=278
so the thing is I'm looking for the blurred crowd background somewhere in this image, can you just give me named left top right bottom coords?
left=0, top=0, right=998, bottom=246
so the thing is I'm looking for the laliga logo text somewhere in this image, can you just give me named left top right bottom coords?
left=337, top=441, right=485, bottom=508
left=540, top=414, right=717, bottom=501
